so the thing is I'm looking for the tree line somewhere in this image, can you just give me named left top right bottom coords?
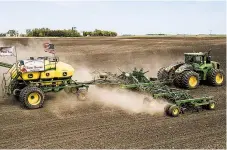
left=26, top=28, right=81, bottom=37
left=0, top=28, right=118, bottom=37
left=83, top=29, right=117, bottom=37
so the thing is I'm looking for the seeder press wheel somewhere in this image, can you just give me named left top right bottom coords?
left=77, top=88, right=88, bottom=101
left=165, top=104, right=180, bottom=117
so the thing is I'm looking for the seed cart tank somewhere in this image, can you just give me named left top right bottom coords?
left=0, top=44, right=89, bottom=109
left=10, top=56, right=75, bottom=81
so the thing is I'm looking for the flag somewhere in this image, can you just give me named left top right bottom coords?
left=0, top=47, right=14, bottom=56
left=43, top=43, right=55, bottom=54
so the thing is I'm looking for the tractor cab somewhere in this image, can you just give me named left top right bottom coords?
left=184, top=52, right=207, bottom=65
left=184, top=51, right=212, bottom=65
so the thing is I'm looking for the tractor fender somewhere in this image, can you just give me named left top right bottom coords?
left=175, top=64, right=193, bottom=74
left=164, top=62, right=184, bottom=73
left=211, top=61, right=220, bottom=69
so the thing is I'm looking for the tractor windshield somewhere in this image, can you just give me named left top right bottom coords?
left=185, top=55, right=193, bottom=64
left=185, top=55, right=203, bottom=64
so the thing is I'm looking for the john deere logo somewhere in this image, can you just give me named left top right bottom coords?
left=63, top=72, right=67, bottom=76
left=28, top=74, right=33, bottom=78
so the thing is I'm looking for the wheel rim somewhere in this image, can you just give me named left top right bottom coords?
left=172, top=108, right=179, bottom=115
left=215, top=73, right=223, bottom=84
left=28, top=92, right=41, bottom=105
left=210, top=103, right=215, bottom=109
left=189, top=76, right=198, bottom=87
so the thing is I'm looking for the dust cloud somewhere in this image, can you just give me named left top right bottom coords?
left=44, top=91, right=83, bottom=119
left=88, top=86, right=169, bottom=115
left=71, top=66, right=94, bottom=82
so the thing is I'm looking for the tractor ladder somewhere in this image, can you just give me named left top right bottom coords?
left=1, top=63, right=21, bottom=97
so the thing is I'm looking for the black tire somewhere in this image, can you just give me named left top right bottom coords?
left=157, top=67, right=168, bottom=80
left=173, top=73, right=183, bottom=88
left=168, top=105, right=180, bottom=117
left=181, top=71, right=200, bottom=89
left=207, top=69, right=225, bottom=86
left=77, top=88, right=88, bottom=101
left=19, top=86, right=45, bottom=109
left=164, top=104, right=172, bottom=115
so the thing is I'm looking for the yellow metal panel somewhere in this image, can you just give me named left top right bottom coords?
left=40, top=70, right=55, bottom=79
left=7, top=60, right=75, bottom=81
left=21, top=72, right=40, bottom=80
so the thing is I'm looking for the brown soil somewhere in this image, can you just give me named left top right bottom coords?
left=0, top=37, right=226, bottom=149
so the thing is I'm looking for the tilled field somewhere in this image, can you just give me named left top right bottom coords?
left=0, top=37, right=226, bottom=149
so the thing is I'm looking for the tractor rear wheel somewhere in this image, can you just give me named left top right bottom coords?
left=181, top=71, right=200, bottom=89
left=19, top=86, right=45, bottom=109
left=207, top=69, right=225, bottom=86
left=173, top=73, right=183, bottom=88
left=157, top=67, right=168, bottom=80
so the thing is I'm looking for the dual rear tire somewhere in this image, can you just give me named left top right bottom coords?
left=174, top=71, right=200, bottom=89
left=157, top=67, right=168, bottom=80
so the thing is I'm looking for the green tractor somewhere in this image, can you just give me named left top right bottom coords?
left=157, top=51, right=225, bottom=89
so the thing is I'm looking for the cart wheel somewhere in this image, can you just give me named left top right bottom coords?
left=207, top=101, right=215, bottom=110
left=19, top=86, right=45, bottom=109
left=164, top=104, right=172, bottom=115
left=168, top=105, right=180, bottom=117
left=77, top=88, right=88, bottom=101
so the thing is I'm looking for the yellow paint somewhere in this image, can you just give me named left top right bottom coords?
left=28, top=92, right=41, bottom=105
left=172, top=108, right=179, bottom=115
left=40, top=70, right=55, bottom=79
left=189, top=76, right=198, bottom=88
left=215, top=73, right=223, bottom=84
left=210, top=103, right=215, bottom=109
left=9, top=61, right=74, bottom=81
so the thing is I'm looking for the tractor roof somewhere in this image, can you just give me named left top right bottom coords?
left=184, top=52, right=206, bottom=56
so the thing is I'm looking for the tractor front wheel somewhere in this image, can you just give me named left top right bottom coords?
left=19, top=86, right=45, bottom=109
left=181, top=71, right=200, bottom=89
left=207, top=69, right=225, bottom=86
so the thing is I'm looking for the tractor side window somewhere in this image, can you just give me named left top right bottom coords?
left=185, top=55, right=192, bottom=63
left=194, top=56, right=202, bottom=63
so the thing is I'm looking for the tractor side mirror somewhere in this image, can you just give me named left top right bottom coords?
left=207, top=56, right=211, bottom=63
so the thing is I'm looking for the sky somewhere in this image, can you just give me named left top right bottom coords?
left=0, top=0, right=226, bottom=35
